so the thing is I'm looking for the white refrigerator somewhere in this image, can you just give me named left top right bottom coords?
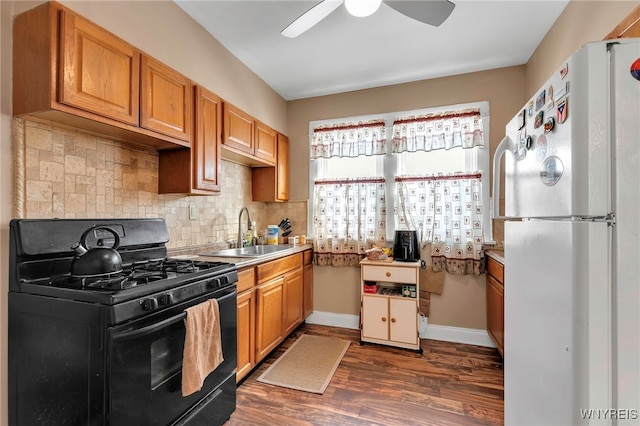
left=493, top=40, right=640, bottom=425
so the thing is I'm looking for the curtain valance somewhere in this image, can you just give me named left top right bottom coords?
left=391, top=109, right=484, bottom=153
left=310, top=120, right=387, bottom=159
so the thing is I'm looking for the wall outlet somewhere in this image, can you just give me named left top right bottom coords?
left=189, top=204, right=197, bottom=220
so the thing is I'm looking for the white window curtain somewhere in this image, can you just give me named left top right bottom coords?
left=395, top=172, right=485, bottom=275
left=310, top=120, right=387, bottom=159
left=313, top=177, right=387, bottom=267
left=391, top=109, right=484, bottom=153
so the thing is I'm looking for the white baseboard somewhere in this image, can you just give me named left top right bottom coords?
left=424, top=324, right=496, bottom=348
left=305, top=311, right=496, bottom=348
left=305, top=311, right=359, bottom=329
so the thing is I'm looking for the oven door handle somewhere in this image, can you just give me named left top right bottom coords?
left=112, top=312, right=186, bottom=341
left=111, top=289, right=236, bottom=341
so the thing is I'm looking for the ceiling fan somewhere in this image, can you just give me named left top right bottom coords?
left=281, top=0, right=456, bottom=38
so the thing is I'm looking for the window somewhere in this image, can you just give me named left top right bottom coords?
left=309, top=102, right=491, bottom=272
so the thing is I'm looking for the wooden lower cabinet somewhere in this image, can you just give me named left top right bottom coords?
left=486, top=256, right=504, bottom=356
left=282, top=268, right=303, bottom=336
left=236, top=267, right=256, bottom=383
left=303, top=261, right=313, bottom=319
left=236, top=289, right=255, bottom=382
left=237, top=250, right=313, bottom=377
left=255, top=276, right=284, bottom=362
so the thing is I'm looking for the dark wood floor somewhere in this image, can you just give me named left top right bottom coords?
left=227, top=323, right=504, bottom=425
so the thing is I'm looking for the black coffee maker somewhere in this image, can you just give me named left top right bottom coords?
left=393, top=230, right=420, bottom=262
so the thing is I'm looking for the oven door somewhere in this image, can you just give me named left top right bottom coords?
left=107, top=286, right=237, bottom=426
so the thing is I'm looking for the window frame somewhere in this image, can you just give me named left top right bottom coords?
left=308, top=101, right=493, bottom=244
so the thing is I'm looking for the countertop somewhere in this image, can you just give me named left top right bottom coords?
left=195, top=244, right=313, bottom=269
left=485, top=249, right=505, bottom=264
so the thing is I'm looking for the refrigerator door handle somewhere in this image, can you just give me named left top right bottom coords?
left=492, top=135, right=513, bottom=220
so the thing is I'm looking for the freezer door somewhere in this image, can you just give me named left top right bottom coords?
left=611, top=41, right=640, bottom=421
left=504, top=41, right=614, bottom=218
left=504, top=220, right=610, bottom=425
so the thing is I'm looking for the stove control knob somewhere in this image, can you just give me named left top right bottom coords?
left=208, top=278, right=221, bottom=288
left=220, top=275, right=229, bottom=285
left=158, top=293, right=174, bottom=306
left=141, top=297, right=159, bottom=311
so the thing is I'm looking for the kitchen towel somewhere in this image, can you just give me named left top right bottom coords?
left=182, top=299, right=224, bottom=396
left=419, top=265, right=445, bottom=295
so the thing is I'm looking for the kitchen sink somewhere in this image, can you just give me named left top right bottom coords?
left=202, top=244, right=293, bottom=258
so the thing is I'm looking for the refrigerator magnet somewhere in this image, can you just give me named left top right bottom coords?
left=544, top=117, right=555, bottom=133
left=545, top=85, right=555, bottom=110
left=534, top=110, right=544, bottom=129
left=560, top=63, right=568, bottom=79
left=517, top=109, right=525, bottom=130
left=528, top=101, right=534, bottom=117
left=630, top=58, right=640, bottom=80
left=536, top=134, right=547, bottom=161
left=557, top=97, right=568, bottom=123
left=535, top=90, right=546, bottom=111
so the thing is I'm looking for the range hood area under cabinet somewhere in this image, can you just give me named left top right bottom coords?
left=13, top=1, right=192, bottom=151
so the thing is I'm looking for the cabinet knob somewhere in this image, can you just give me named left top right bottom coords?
left=385, top=272, right=391, bottom=277
left=391, top=318, right=396, bottom=323
left=381, top=317, right=387, bottom=322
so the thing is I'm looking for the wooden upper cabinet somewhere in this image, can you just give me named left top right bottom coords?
left=276, top=133, right=290, bottom=201
left=59, top=9, right=139, bottom=126
left=13, top=1, right=190, bottom=150
left=140, top=56, right=192, bottom=142
left=223, top=103, right=254, bottom=155
left=605, top=5, right=640, bottom=39
left=193, top=86, right=222, bottom=192
left=252, top=132, right=289, bottom=202
left=158, top=85, right=221, bottom=195
left=254, top=120, right=277, bottom=164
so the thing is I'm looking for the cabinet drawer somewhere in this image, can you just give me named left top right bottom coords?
left=486, top=257, right=504, bottom=283
left=256, top=253, right=302, bottom=283
left=362, top=265, right=417, bottom=284
left=237, top=267, right=255, bottom=293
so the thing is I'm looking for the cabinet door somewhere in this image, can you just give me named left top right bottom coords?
left=236, top=289, right=255, bottom=382
left=362, top=296, right=388, bottom=340
left=486, top=274, right=504, bottom=355
left=276, top=134, right=290, bottom=201
left=303, top=262, right=313, bottom=319
left=140, top=55, right=192, bottom=141
left=389, top=298, right=418, bottom=345
left=254, top=120, right=277, bottom=165
left=223, top=103, right=254, bottom=154
left=193, top=86, right=222, bottom=192
left=59, top=10, right=139, bottom=125
left=255, top=277, right=284, bottom=362
left=283, top=268, right=303, bottom=336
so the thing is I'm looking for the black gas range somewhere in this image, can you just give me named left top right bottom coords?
left=9, top=218, right=238, bottom=426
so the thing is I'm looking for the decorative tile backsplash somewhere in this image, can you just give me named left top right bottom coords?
left=16, top=118, right=308, bottom=250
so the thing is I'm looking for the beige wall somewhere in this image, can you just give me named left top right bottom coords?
left=289, top=66, right=528, bottom=329
left=526, top=1, right=638, bottom=98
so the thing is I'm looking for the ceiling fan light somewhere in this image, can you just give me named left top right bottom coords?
left=344, top=0, right=382, bottom=17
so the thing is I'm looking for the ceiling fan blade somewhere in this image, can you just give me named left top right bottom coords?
left=384, top=0, right=455, bottom=27
left=281, top=0, right=344, bottom=38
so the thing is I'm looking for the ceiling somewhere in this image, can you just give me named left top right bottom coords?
left=174, top=1, right=570, bottom=101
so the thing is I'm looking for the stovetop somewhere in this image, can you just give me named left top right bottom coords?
left=45, top=258, right=230, bottom=291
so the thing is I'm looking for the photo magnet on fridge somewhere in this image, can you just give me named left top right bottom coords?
left=536, top=90, right=546, bottom=111
left=534, top=110, right=544, bottom=128
left=557, top=97, right=568, bottom=123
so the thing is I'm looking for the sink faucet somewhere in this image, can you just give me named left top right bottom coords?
left=237, top=207, right=254, bottom=248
